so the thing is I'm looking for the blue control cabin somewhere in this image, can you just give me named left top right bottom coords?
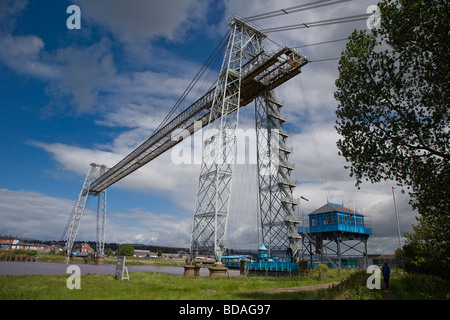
left=300, top=202, right=372, bottom=235
left=298, top=202, right=372, bottom=269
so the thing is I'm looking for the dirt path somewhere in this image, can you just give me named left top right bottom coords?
left=382, top=287, right=399, bottom=300
left=245, top=281, right=341, bottom=294
left=243, top=281, right=400, bottom=300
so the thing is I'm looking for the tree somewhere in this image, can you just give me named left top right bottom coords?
left=334, top=0, right=449, bottom=278
left=117, top=244, right=135, bottom=257
left=105, top=248, right=113, bottom=256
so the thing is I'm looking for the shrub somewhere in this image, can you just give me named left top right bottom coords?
left=12, top=249, right=37, bottom=256
left=392, top=274, right=450, bottom=300
left=318, top=270, right=383, bottom=300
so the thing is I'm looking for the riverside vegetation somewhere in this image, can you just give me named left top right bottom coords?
left=1, top=260, right=448, bottom=300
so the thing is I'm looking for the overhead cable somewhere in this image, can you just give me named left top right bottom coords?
left=152, top=31, right=230, bottom=134
left=310, top=57, right=341, bottom=63
left=262, top=13, right=371, bottom=33
left=293, top=38, right=348, bottom=49
left=244, top=0, right=352, bottom=22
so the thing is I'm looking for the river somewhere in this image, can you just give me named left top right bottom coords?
left=0, top=261, right=240, bottom=276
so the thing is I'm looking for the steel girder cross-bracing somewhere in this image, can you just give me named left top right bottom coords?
left=61, top=163, right=107, bottom=258
left=190, top=16, right=308, bottom=262
left=190, top=17, right=265, bottom=262
left=255, top=91, right=302, bottom=260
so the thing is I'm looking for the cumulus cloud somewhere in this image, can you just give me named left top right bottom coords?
left=0, top=188, right=193, bottom=247
left=74, top=0, right=207, bottom=44
left=28, top=139, right=201, bottom=211
left=0, top=35, right=58, bottom=80
left=47, top=39, right=117, bottom=114
left=0, top=188, right=78, bottom=240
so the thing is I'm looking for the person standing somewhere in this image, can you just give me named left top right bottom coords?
left=381, top=261, right=391, bottom=289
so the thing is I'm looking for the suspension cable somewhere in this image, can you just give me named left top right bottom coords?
left=298, top=75, right=331, bottom=202
left=293, top=38, right=348, bottom=49
left=152, top=30, right=230, bottom=134
left=262, top=13, right=370, bottom=33
left=244, top=0, right=352, bottom=22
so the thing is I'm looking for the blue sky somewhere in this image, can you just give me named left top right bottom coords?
left=0, top=0, right=417, bottom=254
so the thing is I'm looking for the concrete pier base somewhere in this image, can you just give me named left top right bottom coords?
left=183, top=263, right=200, bottom=276
left=208, top=263, right=228, bottom=277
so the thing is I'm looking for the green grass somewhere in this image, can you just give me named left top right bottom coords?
left=0, top=269, right=348, bottom=300
left=391, top=273, right=449, bottom=300
left=3, top=264, right=447, bottom=300
left=316, top=270, right=384, bottom=300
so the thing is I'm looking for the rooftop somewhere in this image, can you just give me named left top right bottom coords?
left=309, top=202, right=364, bottom=216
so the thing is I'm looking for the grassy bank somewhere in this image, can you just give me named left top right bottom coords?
left=391, top=273, right=449, bottom=300
left=317, top=270, right=384, bottom=300
left=0, top=268, right=348, bottom=300
left=2, top=262, right=448, bottom=300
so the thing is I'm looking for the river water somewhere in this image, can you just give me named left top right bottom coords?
left=0, top=261, right=240, bottom=277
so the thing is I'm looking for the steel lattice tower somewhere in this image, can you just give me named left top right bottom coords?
left=61, top=163, right=107, bottom=259
left=190, top=17, right=266, bottom=262
left=255, top=91, right=301, bottom=258
left=190, top=16, right=304, bottom=262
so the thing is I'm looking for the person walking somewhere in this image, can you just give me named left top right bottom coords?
left=381, top=261, right=391, bottom=289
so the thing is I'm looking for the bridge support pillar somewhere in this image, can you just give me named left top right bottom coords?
left=183, top=263, right=200, bottom=276
left=208, top=263, right=228, bottom=277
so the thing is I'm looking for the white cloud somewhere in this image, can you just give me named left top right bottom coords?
left=0, top=34, right=58, bottom=80
left=49, top=39, right=117, bottom=114
left=106, top=208, right=192, bottom=246
left=74, top=0, right=207, bottom=43
left=0, top=0, right=28, bottom=33
left=28, top=141, right=121, bottom=176
left=0, top=188, right=77, bottom=240
left=0, top=188, right=193, bottom=247
left=28, top=139, right=201, bottom=212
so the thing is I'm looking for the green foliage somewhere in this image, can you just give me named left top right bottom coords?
left=392, top=273, right=450, bottom=300
left=335, top=0, right=449, bottom=189
left=334, top=0, right=449, bottom=279
left=12, top=250, right=37, bottom=256
left=0, top=270, right=351, bottom=300
left=317, top=264, right=330, bottom=272
left=116, top=244, right=134, bottom=257
left=105, top=248, right=113, bottom=256
left=317, top=270, right=383, bottom=300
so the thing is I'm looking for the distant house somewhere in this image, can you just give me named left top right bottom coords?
left=80, top=242, right=94, bottom=254
left=134, top=249, right=151, bottom=258
left=0, top=234, right=42, bottom=251
left=0, top=234, right=19, bottom=246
